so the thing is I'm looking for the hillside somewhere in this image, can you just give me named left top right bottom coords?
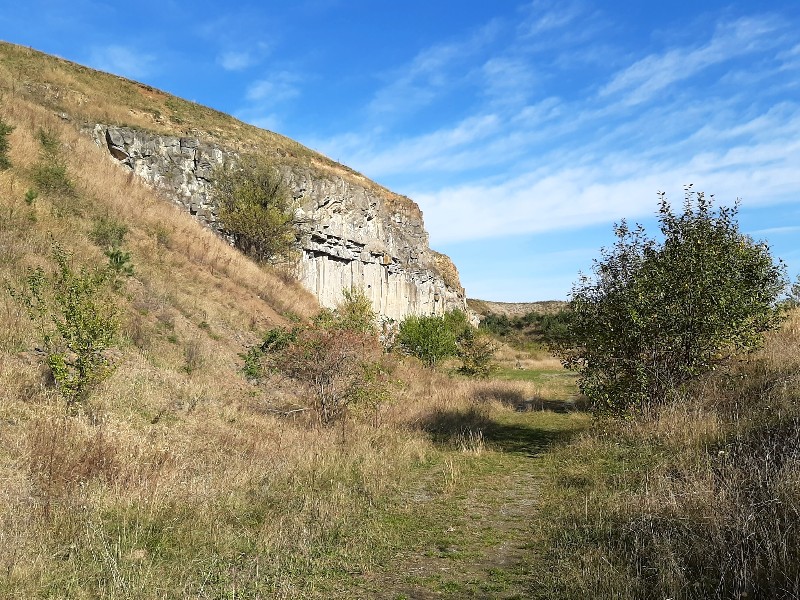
left=0, top=41, right=466, bottom=320
left=468, top=299, right=567, bottom=319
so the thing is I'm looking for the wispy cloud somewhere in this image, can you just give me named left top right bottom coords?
left=304, top=7, right=800, bottom=258
left=517, top=0, right=584, bottom=37
left=236, top=70, right=302, bottom=131
left=368, top=21, right=501, bottom=118
left=600, top=16, right=781, bottom=105
left=217, top=42, right=271, bottom=71
left=88, top=45, right=155, bottom=79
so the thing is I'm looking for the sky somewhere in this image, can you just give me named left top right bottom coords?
left=1, top=1, right=799, bottom=301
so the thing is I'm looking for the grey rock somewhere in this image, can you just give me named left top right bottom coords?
left=88, top=124, right=466, bottom=320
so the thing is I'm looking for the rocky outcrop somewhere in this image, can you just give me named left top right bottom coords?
left=88, top=124, right=466, bottom=321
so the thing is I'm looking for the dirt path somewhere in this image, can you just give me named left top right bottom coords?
left=349, top=408, right=588, bottom=599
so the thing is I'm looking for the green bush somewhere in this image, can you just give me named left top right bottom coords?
left=0, top=116, right=13, bottom=170
left=9, top=244, right=119, bottom=407
left=243, top=290, right=389, bottom=424
left=211, top=156, right=301, bottom=263
left=397, top=309, right=471, bottom=368
left=554, top=190, right=786, bottom=414
left=456, top=328, right=498, bottom=378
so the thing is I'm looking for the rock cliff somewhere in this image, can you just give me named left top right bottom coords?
left=88, top=124, right=466, bottom=321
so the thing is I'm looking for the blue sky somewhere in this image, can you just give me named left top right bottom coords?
left=2, top=1, right=799, bottom=301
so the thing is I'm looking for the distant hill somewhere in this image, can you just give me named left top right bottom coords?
left=467, top=298, right=567, bottom=318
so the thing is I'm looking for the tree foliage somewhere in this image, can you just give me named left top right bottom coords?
left=9, top=244, right=119, bottom=407
left=211, top=155, right=300, bottom=263
left=397, top=311, right=464, bottom=367
left=456, top=327, right=498, bottom=378
left=554, top=190, right=786, bottom=415
left=397, top=309, right=495, bottom=375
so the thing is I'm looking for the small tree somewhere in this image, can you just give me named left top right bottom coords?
left=9, top=244, right=119, bottom=407
left=397, top=314, right=457, bottom=367
left=333, top=287, right=377, bottom=335
left=554, top=190, right=786, bottom=415
left=397, top=309, right=471, bottom=368
left=211, top=155, right=300, bottom=263
left=456, top=327, right=498, bottom=378
left=0, top=116, right=14, bottom=170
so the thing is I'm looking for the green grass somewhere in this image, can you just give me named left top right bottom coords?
left=341, top=407, right=592, bottom=599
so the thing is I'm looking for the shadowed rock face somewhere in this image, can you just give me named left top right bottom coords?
left=89, top=124, right=466, bottom=321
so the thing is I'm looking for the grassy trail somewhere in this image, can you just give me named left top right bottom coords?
left=345, top=376, right=590, bottom=599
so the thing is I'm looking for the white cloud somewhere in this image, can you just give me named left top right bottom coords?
left=600, top=16, right=781, bottom=105
left=218, top=51, right=254, bottom=71
left=368, top=21, right=500, bottom=118
left=235, top=70, right=302, bottom=131
left=216, top=42, right=271, bottom=71
left=245, top=73, right=300, bottom=103
left=517, top=0, right=583, bottom=37
left=88, top=45, right=155, bottom=79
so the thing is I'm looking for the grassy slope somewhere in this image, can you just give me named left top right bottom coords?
left=0, top=41, right=420, bottom=213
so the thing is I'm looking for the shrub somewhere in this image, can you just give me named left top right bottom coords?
left=0, top=116, right=13, bottom=170
left=211, top=155, right=301, bottom=263
left=245, top=290, right=389, bottom=424
left=277, top=326, right=385, bottom=425
left=89, top=216, right=128, bottom=249
left=554, top=190, right=786, bottom=414
left=456, top=328, right=498, bottom=378
left=397, top=309, right=471, bottom=368
left=31, top=128, right=73, bottom=197
left=8, top=244, right=119, bottom=407
left=331, top=286, right=377, bottom=335
left=104, top=247, right=134, bottom=278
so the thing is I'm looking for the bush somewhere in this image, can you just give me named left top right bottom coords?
left=245, top=289, right=389, bottom=424
left=397, top=309, right=472, bottom=368
left=211, top=155, right=301, bottom=263
left=8, top=244, right=119, bottom=407
left=554, top=190, right=786, bottom=414
left=0, top=116, right=13, bottom=170
left=31, top=128, right=73, bottom=197
left=90, top=216, right=128, bottom=249
left=456, top=328, right=498, bottom=378
left=331, top=287, right=377, bottom=335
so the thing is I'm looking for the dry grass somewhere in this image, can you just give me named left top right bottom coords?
left=0, top=89, right=555, bottom=597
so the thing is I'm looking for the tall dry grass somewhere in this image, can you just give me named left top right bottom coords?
left=0, top=90, right=561, bottom=597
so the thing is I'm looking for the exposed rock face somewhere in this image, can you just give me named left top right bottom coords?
left=88, top=124, right=466, bottom=321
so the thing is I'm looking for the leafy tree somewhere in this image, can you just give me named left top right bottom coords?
left=9, top=244, right=119, bottom=408
left=211, top=155, right=301, bottom=263
left=456, top=327, right=498, bottom=378
left=786, top=274, right=800, bottom=307
left=554, top=190, right=786, bottom=415
left=397, top=309, right=470, bottom=368
left=0, top=116, right=13, bottom=170
left=332, top=287, right=377, bottom=335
